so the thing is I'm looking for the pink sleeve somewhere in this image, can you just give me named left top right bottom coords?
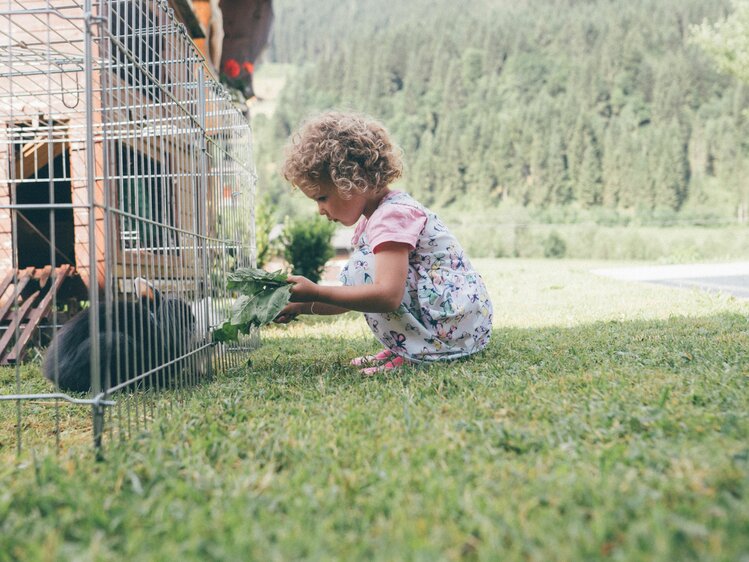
left=366, top=204, right=427, bottom=252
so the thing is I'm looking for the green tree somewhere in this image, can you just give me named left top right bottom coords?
left=577, top=144, right=603, bottom=207
left=258, top=0, right=746, bottom=221
left=653, top=121, right=690, bottom=211
left=692, top=1, right=749, bottom=84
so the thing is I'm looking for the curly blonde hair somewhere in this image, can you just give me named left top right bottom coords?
left=282, top=111, right=403, bottom=199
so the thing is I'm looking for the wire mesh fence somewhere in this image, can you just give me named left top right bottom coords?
left=0, top=0, right=257, bottom=455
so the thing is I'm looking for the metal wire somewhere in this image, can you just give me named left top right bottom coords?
left=0, top=0, right=258, bottom=455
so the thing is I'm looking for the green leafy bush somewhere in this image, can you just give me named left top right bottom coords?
left=543, top=231, right=567, bottom=258
left=282, top=216, right=336, bottom=283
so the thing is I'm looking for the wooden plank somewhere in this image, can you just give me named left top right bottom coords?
left=0, top=290, right=39, bottom=365
left=36, top=265, right=53, bottom=286
left=0, top=269, right=17, bottom=305
left=0, top=267, right=35, bottom=323
left=4, top=265, right=73, bottom=364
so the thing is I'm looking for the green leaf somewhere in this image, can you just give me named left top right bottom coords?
left=227, top=268, right=289, bottom=293
left=232, top=284, right=293, bottom=328
left=212, top=321, right=240, bottom=343
left=253, top=284, right=293, bottom=326
left=211, top=270, right=293, bottom=342
left=231, top=295, right=256, bottom=326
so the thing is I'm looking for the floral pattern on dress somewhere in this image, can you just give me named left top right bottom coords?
left=340, top=192, right=493, bottom=362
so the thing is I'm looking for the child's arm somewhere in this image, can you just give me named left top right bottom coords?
left=308, top=303, right=350, bottom=315
left=274, top=301, right=349, bottom=323
left=288, top=242, right=410, bottom=313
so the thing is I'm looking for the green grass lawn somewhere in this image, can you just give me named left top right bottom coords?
left=1, top=259, right=748, bottom=561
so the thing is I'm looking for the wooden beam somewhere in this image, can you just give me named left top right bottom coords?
left=3, top=265, right=74, bottom=364
left=0, top=290, right=39, bottom=365
left=15, top=139, right=66, bottom=180
left=0, top=267, right=35, bottom=322
left=0, top=269, right=16, bottom=307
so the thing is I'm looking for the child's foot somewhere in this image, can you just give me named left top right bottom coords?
left=360, top=355, right=407, bottom=376
left=350, top=349, right=394, bottom=367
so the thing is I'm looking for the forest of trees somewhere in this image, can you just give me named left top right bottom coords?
left=253, top=0, right=749, bottom=226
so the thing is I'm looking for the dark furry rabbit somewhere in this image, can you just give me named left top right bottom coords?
left=43, top=281, right=196, bottom=393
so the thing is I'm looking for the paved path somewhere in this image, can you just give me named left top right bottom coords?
left=591, top=262, right=749, bottom=299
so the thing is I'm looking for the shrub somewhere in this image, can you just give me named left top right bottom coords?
left=543, top=231, right=567, bottom=258
left=281, top=216, right=336, bottom=283
left=512, top=224, right=544, bottom=258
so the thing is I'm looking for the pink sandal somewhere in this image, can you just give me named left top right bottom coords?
left=350, top=349, right=395, bottom=367
left=360, top=355, right=407, bottom=376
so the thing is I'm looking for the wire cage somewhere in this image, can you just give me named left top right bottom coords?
left=0, top=0, right=257, bottom=453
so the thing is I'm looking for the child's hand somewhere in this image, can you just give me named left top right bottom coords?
left=287, top=275, right=320, bottom=303
left=274, top=302, right=304, bottom=324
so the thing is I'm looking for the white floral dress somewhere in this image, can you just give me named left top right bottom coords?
left=340, top=192, right=493, bottom=362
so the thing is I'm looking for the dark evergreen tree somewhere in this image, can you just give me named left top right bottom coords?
left=253, top=0, right=748, bottom=223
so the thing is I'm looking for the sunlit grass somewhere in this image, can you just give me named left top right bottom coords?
left=473, top=258, right=745, bottom=328
left=1, top=259, right=748, bottom=561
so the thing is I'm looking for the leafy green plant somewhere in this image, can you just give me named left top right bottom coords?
left=212, top=268, right=291, bottom=342
left=281, top=216, right=336, bottom=283
left=543, top=230, right=567, bottom=258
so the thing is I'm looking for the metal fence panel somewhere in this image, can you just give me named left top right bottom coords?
left=0, top=0, right=257, bottom=454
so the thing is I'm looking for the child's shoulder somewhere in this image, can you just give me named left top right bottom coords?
left=361, top=192, right=428, bottom=249
left=372, top=191, right=426, bottom=221
left=377, top=190, right=425, bottom=212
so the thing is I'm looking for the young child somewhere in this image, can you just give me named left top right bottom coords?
left=275, top=111, right=493, bottom=374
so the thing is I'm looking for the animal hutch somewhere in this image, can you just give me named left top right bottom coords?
left=0, top=0, right=265, bottom=449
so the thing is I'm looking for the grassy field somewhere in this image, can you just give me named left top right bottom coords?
left=1, top=259, right=748, bottom=561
